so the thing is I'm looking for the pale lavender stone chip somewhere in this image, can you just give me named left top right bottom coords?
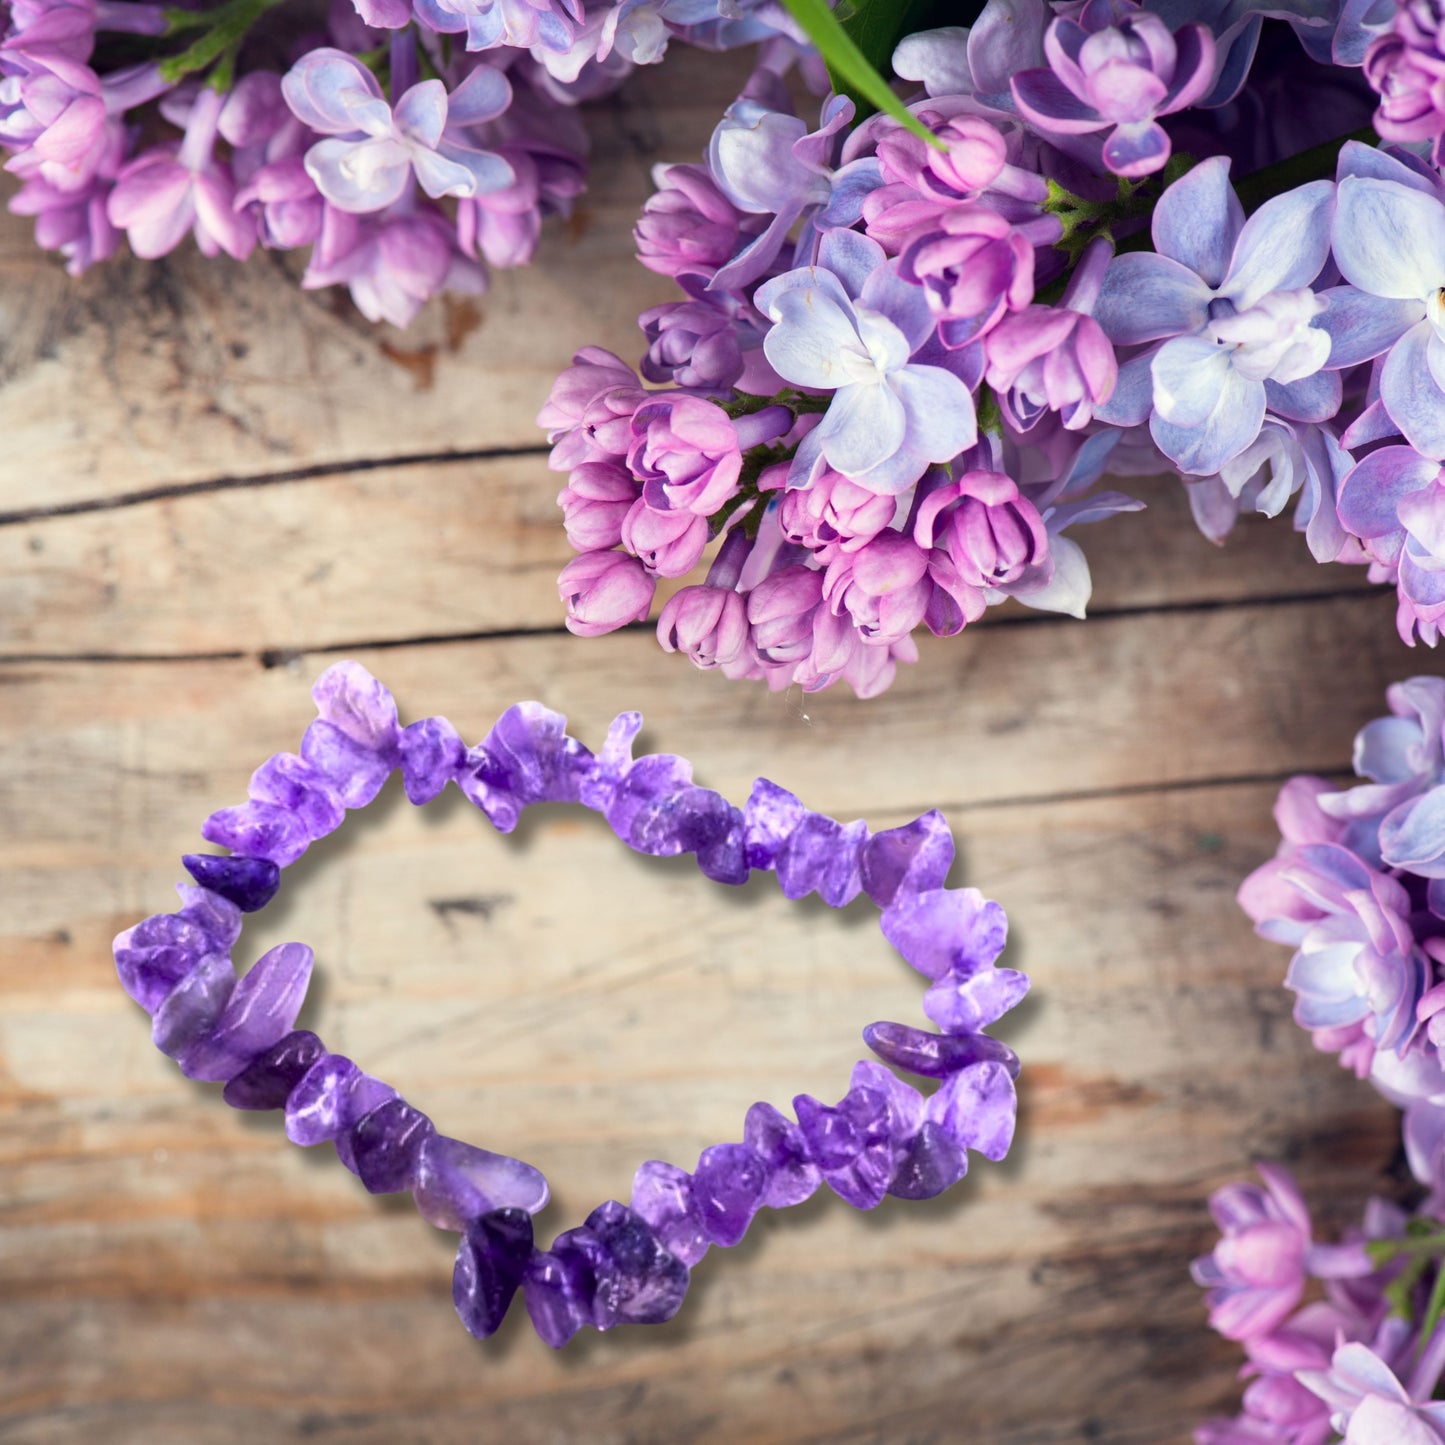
left=202, top=800, right=311, bottom=867
left=248, top=753, right=345, bottom=838
left=178, top=941, right=314, bottom=1082
left=743, top=778, right=805, bottom=870
left=692, top=1143, right=769, bottom=1246
left=399, top=716, right=465, bottom=804
left=928, top=1061, right=1018, bottom=1161
left=860, top=811, right=955, bottom=906
left=777, top=814, right=867, bottom=906
left=743, top=1102, right=819, bottom=1209
left=114, top=885, right=242, bottom=1012
left=413, top=1134, right=550, bottom=1229
left=299, top=720, right=393, bottom=809
left=152, top=952, right=237, bottom=1060
left=630, top=1160, right=710, bottom=1265
left=312, top=661, right=402, bottom=754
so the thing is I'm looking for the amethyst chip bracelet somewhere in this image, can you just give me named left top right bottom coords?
left=113, top=662, right=1029, bottom=1347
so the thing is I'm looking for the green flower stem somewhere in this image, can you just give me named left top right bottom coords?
left=159, top=0, right=288, bottom=85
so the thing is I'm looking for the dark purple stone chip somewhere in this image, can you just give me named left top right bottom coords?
left=453, top=1207, right=535, bottom=1340
left=181, top=854, right=282, bottom=913
left=221, top=1029, right=325, bottom=1110
left=349, top=1098, right=437, bottom=1194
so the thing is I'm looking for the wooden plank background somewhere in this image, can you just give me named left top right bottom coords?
left=0, top=48, right=1423, bottom=1444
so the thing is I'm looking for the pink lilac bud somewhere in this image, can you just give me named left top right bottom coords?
left=915, top=471, right=1050, bottom=588
left=619, top=497, right=710, bottom=577
left=656, top=585, right=749, bottom=668
left=777, top=468, right=897, bottom=556
left=537, top=347, right=647, bottom=471
left=235, top=158, right=325, bottom=250
left=747, top=563, right=826, bottom=665
left=634, top=161, right=745, bottom=280
left=821, top=530, right=932, bottom=645
left=897, top=205, right=1035, bottom=348
left=558, top=550, right=655, bottom=637
left=557, top=460, right=640, bottom=552
left=639, top=300, right=746, bottom=391
left=875, top=110, right=1008, bottom=202
left=984, top=305, right=1118, bottom=431
left=626, top=395, right=748, bottom=515
left=1190, top=1164, right=1313, bottom=1342
left=860, top=185, right=953, bottom=254
left=1366, top=7, right=1445, bottom=164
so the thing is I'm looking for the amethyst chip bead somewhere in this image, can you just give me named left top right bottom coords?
left=114, top=661, right=1028, bottom=1347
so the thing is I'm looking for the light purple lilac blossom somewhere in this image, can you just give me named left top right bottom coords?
left=544, top=5, right=1445, bottom=696
left=115, top=661, right=1029, bottom=1348
left=0, top=0, right=804, bottom=318
left=1203, top=673, right=1445, bottom=1437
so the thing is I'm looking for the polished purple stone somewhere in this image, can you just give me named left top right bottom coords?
left=151, top=952, right=237, bottom=1060
left=743, top=1102, right=820, bottom=1209
left=178, top=941, right=314, bottom=1082
left=413, top=1134, right=550, bottom=1230
left=299, top=720, right=393, bottom=809
left=114, top=886, right=242, bottom=1012
left=849, top=1060, right=924, bottom=1139
left=222, top=1029, right=325, bottom=1110
left=864, top=1020, right=1021, bottom=1080
left=777, top=813, right=867, bottom=907
left=888, top=1121, right=968, bottom=1201
left=523, top=1246, right=596, bottom=1348
left=284, top=1054, right=396, bottom=1146
left=630, top=1160, right=709, bottom=1266
left=202, top=800, right=311, bottom=867
left=580, top=711, right=643, bottom=811
left=399, top=716, right=466, bottom=805
left=312, top=661, right=402, bottom=755
left=692, top=1143, right=769, bottom=1246
left=583, top=1201, right=688, bottom=1329
left=333, top=1073, right=403, bottom=1173
left=349, top=1098, right=437, bottom=1194
left=923, top=964, right=1031, bottom=1034
left=743, top=778, right=805, bottom=870
left=881, top=887, right=1008, bottom=981
left=927, top=1061, right=1017, bottom=1162
left=794, top=1087, right=894, bottom=1210
left=461, top=703, right=593, bottom=832
left=696, top=811, right=748, bottom=885
left=248, top=754, right=346, bottom=839
left=603, top=752, right=694, bottom=846
left=114, top=940, right=196, bottom=1014
left=860, top=811, right=955, bottom=906
left=180, top=854, right=281, bottom=914
left=452, top=1207, right=535, bottom=1339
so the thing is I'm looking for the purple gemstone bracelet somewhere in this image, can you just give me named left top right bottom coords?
left=114, top=663, right=1029, bottom=1347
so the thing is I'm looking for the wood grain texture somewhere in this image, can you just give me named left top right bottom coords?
left=0, top=38, right=1426, bottom=1445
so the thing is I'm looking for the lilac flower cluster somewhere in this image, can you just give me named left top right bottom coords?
left=541, top=0, right=1445, bottom=695
left=114, top=661, right=1027, bottom=1346
left=1197, top=674, right=1445, bottom=1438
left=0, top=0, right=798, bottom=322
left=1192, top=1163, right=1445, bottom=1444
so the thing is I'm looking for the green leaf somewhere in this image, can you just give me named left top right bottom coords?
left=779, top=0, right=943, bottom=148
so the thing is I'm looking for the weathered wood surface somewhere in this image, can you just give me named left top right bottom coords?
left=0, top=46, right=1427, bottom=1445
